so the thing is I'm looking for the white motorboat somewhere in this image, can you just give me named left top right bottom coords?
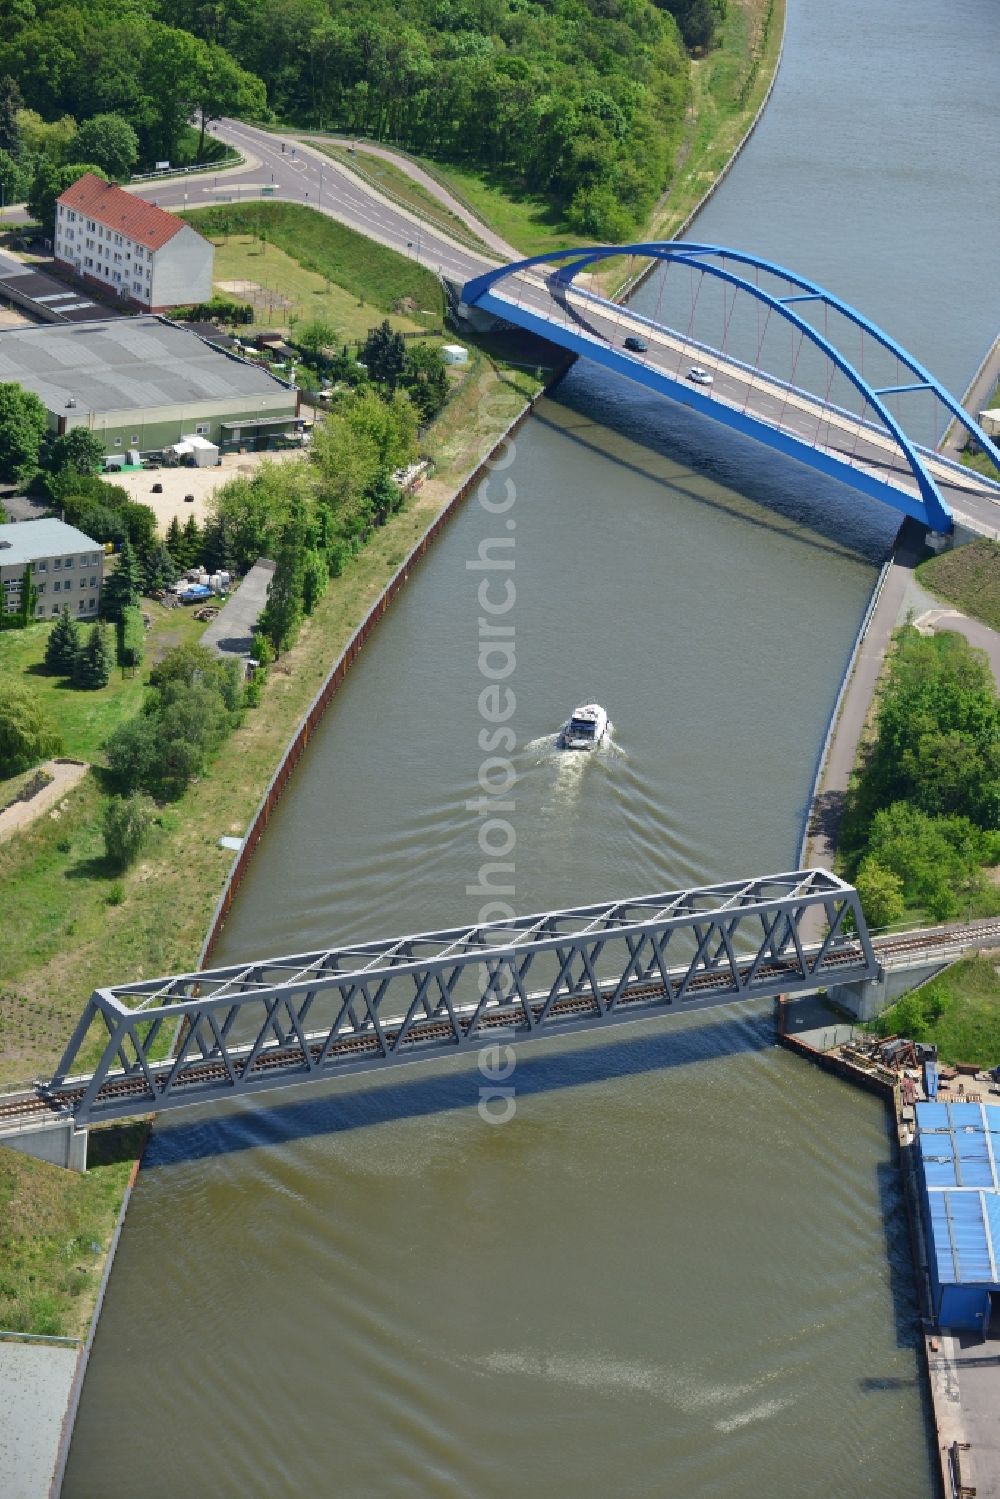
left=559, top=703, right=609, bottom=751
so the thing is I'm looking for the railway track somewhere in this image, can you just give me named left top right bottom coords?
left=2, top=917, right=996, bottom=1131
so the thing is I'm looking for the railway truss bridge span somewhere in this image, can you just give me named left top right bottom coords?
left=1, top=870, right=880, bottom=1167
left=460, top=243, right=1000, bottom=537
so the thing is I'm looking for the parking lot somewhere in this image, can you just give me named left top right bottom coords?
left=105, top=446, right=305, bottom=532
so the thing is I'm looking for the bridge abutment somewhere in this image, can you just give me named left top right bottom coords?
left=0, top=1118, right=88, bottom=1173
left=827, top=960, right=952, bottom=1023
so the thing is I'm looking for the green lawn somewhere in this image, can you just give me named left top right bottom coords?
left=0, top=602, right=209, bottom=771
left=181, top=203, right=444, bottom=326
left=873, top=957, right=1000, bottom=1069
left=209, top=232, right=431, bottom=341
left=917, top=538, right=1000, bottom=633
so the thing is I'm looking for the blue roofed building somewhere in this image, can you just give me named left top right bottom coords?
left=915, top=1100, right=1000, bottom=1334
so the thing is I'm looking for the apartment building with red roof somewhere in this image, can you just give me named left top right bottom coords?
left=53, top=173, right=214, bottom=312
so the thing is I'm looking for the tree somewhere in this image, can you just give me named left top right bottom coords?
left=181, top=514, right=203, bottom=570
left=46, top=426, right=105, bottom=479
left=0, top=674, right=61, bottom=776
left=0, top=148, right=29, bottom=211
left=0, top=76, right=23, bottom=159
left=361, top=320, right=407, bottom=389
left=44, top=605, right=81, bottom=676
left=854, top=858, right=905, bottom=932
left=193, top=45, right=267, bottom=159
left=258, top=498, right=306, bottom=655
left=144, top=541, right=178, bottom=593
left=405, top=342, right=448, bottom=423
left=101, top=538, right=143, bottom=622
left=72, top=113, right=139, bottom=181
left=73, top=621, right=112, bottom=689
left=165, top=515, right=184, bottom=562
left=294, top=316, right=339, bottom=361
left=16, top=110, right=78, bottom=164
left=103, top=793, right=154, bottom=869
left=27, top=160, right=104, bottom=236
left=0, top=381, right=48, bottom=484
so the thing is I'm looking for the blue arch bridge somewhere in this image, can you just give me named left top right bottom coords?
left=460, top=243, right=1000, bottom=538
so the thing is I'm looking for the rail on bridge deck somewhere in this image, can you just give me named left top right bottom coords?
left=460, top=243, right=1000, bottom=536
left=20, top=869, right=877, bottom=1132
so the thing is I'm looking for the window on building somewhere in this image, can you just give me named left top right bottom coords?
left=53, top=558, right=61, bottom=570
left=130, top=435, right=139, bottom=445
left=53, top=579, right=60, bottom=592
left=64, top=557, right=73, bottom=568
left=36, top=561, right=46, bottom=572
left=90, top=575, right=98, bottom=588
left=51, top=605, right=59, bottom=616
left=78, top=598, right=86, bottom=612
left=114, top=438, right=122, bottom=447
left=80, top=578, right=86, bottom=589
left=195, top=425, right=209, bottom=436
left=36, top=583, right=45, bottom=595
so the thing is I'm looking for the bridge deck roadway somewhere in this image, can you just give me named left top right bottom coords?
left=479, top=278, right=1000, bottom=537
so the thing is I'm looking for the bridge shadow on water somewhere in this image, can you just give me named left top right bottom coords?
left=142, top=1005, right=774, bottom=1169
left=535, top=372, right=901, bottom=565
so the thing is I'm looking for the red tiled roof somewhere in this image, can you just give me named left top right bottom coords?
left=56, top=173, right=190, bottom=252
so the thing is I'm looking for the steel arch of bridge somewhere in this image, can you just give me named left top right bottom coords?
left=44, top=869, right=877, bottom=1127
left=462, top=244, right=1000, bottom=534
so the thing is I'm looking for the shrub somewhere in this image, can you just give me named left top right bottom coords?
left=103, top=793, right=154, bottom=870
left=43, top=606, right=81, bottom=676
left=117, top=605, right=145, bottom=670
left=0, top=675, right=62, bottom=776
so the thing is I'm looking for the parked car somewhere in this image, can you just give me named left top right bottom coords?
left=623, top=335, right=648, bottom=353
left=686, top=366, right=714, bottom=385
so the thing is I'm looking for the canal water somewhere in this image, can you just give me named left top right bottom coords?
left=64, top=0, right=1000, bottom=1493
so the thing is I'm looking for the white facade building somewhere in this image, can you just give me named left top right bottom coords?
left=54, top=173, right=213, bottom=312
left=0, top=519, right=104, bottom=621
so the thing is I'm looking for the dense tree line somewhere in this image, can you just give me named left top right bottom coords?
left=0, top=0, right=694, bottom=239
left=843, top=628, right=1000, bottom=927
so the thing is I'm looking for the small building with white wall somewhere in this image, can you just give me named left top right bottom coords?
left=0, top=518, right=104, bottom=622
left=54, top=172, right=213, bottom=312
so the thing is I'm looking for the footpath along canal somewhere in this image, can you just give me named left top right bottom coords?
left=61, top=1, right=1000, bottom=1495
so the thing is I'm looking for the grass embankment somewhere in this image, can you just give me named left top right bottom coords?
left=1, top=235, right=542, bottom=1336
left=180, top=202, right=445, bottom=329
left=870, top=958, right=1000, bottom=1070
left=311, top=145, right=495, bottom=255
left=917, top=538, right=1000, bottom=634
left=0, top=1125, right=145, bottom=1338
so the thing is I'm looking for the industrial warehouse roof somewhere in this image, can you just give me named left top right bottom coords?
left=57, top=174, right=186, bottom=252
left=0, top=518, right=101, bottom=567
left=0, top=316, right=293, bottom=418
left=917, top=1101, right=1000, bottom=1287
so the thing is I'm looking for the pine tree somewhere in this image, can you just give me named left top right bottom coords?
left=165, top=515, right=184, bottom=564
left=144, top=541, right=178, bottom=593
left=200, top=514, right=228, bottom=575
left=44, top=605, right=81, bottom=676
left=73, top=623, right=112, bottom=689
left=0, top=76, right=23, bottom=160
left=182, top=515, right=203, bottom=570
left=102, top=538, right=143, bottom=622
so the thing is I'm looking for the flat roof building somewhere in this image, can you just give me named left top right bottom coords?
left=54, top=173, right=213, bottom=313
left=0, top=518, right=104, bottom=622
left=916, top=1100, right=1000, bottom=1334
left=0, top=315, right=301, bottom=456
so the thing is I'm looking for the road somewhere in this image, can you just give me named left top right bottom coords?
left=6, top=116, right=998, bottom=535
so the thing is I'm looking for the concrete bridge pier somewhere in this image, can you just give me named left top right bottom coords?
left=828, top=960, right=952, bottom=1023
left=0, top=1117, right=88, bottom=1172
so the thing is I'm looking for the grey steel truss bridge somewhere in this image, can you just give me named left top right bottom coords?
left=9, top=869, right=875, bottom=1142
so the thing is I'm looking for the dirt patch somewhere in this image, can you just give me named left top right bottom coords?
left=103, top=447, right=308, bottom=533
left=0, top=760, right=89, bottom=844
left=215, top=277, right=292, bottom=314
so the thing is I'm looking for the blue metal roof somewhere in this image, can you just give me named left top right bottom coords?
left=917, top=1101, right=1000, bottom=1289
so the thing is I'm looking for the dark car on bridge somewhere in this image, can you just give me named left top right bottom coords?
left=623, top=335, right=648, bottom=353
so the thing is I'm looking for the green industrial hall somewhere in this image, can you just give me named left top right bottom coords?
left=0, top=315, right=302, bottom=457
